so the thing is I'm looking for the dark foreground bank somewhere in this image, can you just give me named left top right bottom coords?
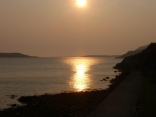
left=135, top=72, right=156, bottom=117
left=114, top=43, right=156, bottom=117
left=0, top=72, right=129, bottom=117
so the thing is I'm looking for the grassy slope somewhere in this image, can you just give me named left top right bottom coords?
left=137, top=73, right=156, bottom=117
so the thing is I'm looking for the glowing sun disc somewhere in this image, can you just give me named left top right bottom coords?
left=77, top=0, right=86, bottom=7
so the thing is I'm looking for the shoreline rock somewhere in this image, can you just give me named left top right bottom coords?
left=0, top=72, right=129, bottom=117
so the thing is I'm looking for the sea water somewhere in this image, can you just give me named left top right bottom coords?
left=0, top=57, right=122, bottom=109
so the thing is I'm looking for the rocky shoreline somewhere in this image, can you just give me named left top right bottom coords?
left=0, top=71, right=129, bottom=117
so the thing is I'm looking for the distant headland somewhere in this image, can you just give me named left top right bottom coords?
left=114, top=43, right=156, bottom=73
left=0, top=53, right=37, bottom=58
left=83, top=55, right=119, bottom=57
left=116, top=44, right=149, bottom=58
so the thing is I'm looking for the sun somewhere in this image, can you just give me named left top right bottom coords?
left=77, top=0, right=86, bottom=7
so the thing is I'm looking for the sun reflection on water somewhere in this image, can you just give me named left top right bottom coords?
left=73, top=63, right=89, bottom=91
left=65, top=58, right=98, bottom=92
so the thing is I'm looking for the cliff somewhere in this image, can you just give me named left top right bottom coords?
left=0, top=53, right=36, bottom=58
left=114, top=43, right=156, bottom=73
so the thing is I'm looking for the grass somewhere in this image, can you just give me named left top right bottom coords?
left=137, top=73, right=156, bottom=117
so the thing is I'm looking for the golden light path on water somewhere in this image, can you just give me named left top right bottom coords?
left=65, top=58, right=99, bottom=91
left=73, top=63, right=89, bottom=91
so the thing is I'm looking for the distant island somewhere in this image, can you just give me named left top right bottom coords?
left=116, top=44, right=149, bottom=58
left=0, top=53, right=37, bottom=58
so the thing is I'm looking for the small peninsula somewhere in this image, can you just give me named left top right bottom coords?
left=0, top=53, right=37, bottom=58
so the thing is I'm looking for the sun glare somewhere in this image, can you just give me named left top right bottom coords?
left=65, top=58, right=99, bottom=92
left=77, top=0, right=86, bottom=7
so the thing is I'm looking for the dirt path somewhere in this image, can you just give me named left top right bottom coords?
left=87, top=72, right=142, bottom=117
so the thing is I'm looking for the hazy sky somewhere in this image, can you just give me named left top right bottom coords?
left=0, top=0, right=156, bottom=57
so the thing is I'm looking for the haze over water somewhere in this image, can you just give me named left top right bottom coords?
left=0, top=0, right=156, bottom=57
left=0, top=57, right=122, bottom=109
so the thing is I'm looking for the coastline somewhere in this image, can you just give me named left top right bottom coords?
left=0, top=71, right=129, bottom=117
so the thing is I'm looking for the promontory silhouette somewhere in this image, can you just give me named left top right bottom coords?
left=117, top=44, right=149, bottom=58
left=0, top=53, right=36, bottom=58
left=115, top=43, right=156, bottom=73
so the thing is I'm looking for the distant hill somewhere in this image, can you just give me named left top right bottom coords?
left=114, top=43, right=156, bottom=73
left=117, top=44, right=149, bottom=58
left=0, top=53, right=36, bottom=58
left=83, top=55, right=119, bottom=57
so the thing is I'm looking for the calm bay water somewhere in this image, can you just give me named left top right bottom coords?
left=0, top=57, right=122, bottom=109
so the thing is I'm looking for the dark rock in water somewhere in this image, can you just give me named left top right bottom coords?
left=106, top=77, right=109, bottom=79
left=10, top=104, right=17, bottom=107
left=114, top=43, right=156, bottom=73
left=100, top=78, right=108, bottom=81
left=114, top=71, right=118, bottom=72
left=6, top=94, right=17, bottom=99
left=103, top=78, right=107, bottom=81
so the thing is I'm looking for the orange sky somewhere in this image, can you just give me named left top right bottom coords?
left=0, top=0, right=156, bottom=57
